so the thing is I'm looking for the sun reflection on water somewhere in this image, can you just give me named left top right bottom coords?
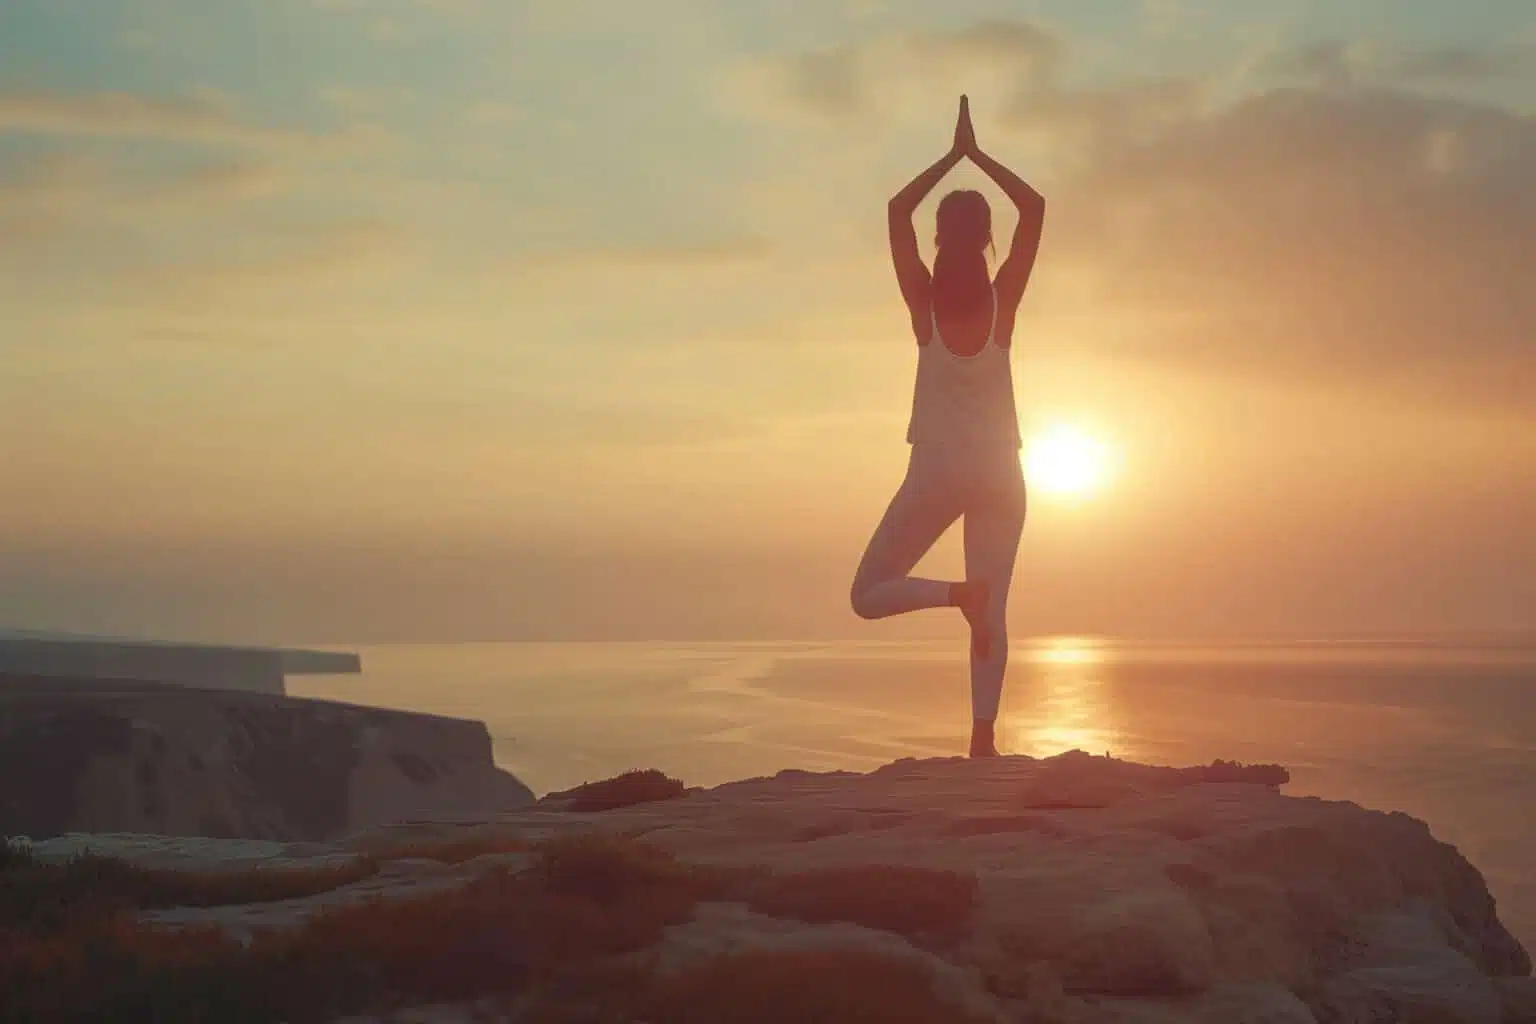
left=1008, top=637, right=1123, bottom=757
left=1033, top=637, right=1101, bottom=666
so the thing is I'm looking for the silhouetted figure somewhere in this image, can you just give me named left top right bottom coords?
left=850, top=96, right=1046, bottom=759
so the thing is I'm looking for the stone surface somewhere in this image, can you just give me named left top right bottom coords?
left=0, top=679, right=533, bottom=842
left=348, top=752, right=1530, bottom=1023
left=36, top=751, right=1529, bottom=1024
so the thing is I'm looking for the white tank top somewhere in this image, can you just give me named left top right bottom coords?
left=905, top=285, right=1022, bottom=450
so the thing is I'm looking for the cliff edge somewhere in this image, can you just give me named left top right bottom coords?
left=11, top=752, right=1531, bottom=1023
left=0, top=674, right=533, bottom=842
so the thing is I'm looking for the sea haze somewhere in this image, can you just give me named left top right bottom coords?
left=291, top=637, right=1536, bottom=950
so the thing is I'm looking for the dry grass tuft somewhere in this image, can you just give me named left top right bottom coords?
left=369, top=834, right=530, bottom=865
left=641, top=949, right=990, bottom=1024
left=0, top=840, right=377, bottom=934
left=743, top=864, right=978, bottom=940
left=0, top=832, right=991, bottom=1023
left=0, top=833, right=707, bottom=1023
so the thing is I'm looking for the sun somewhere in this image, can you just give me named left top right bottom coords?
left=1023, top=424, right=1112, bottom=497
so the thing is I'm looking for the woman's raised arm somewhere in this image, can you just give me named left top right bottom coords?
left=968, top=145, right=1045, bottom=305
left=887, top=151, right=958, bottom=310
left=888, top=97, right=973, bottom=314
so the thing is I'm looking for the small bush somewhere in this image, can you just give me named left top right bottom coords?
left=641, top=949, right=990, bottom=1024
left=1200, top=760, right=1289, bottom=786
left=532, top=833, right=713, bottom=952
left=0, top=848, right=378, bottom=934
left=744, top=864, right=977, bottom=940
left=535, top=833, right=696, bottom=901
left=561, top=769, right=686, bottom=812
left=0, top=834, right=710, bottom=1024
left=0, top=838, right=26, bottom=871
left=503, top=956, right=661, bottom=1024
left=284, top=870, right=588, bottom=1006
left=370, top=834, right=529, bottom=865
left=0, top=917, right=350, bottom=1024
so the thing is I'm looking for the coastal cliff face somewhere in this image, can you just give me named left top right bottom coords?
left=18, top=752, right=1532, bottom=1023
left=0, top=675, right=533, bottom=842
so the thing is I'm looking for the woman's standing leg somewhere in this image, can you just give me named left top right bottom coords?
left=963, top=466, right=1027, bottom=754
left=850, top=447, right=964, bottom=620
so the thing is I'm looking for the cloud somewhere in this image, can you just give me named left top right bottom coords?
left=0, top=86, right=388, bottom=251
left=728, top=22, right=1536, bottom=413
left=0, top=151, right=99, bottom=215
left=1270, top=40, right=1536, bottom=89
left=0, top=87, right=352, bottom=151
left=1000, top=73, right=1209, bottom=151
left=1029, top=83, right=1536, bottom=409
left=162, top=159, right=286, bottom=202
left=313, top=0, right=483, bottom=11
left=414, top=391, right=760, bottom=448
left=0, top=149, right=286, bottom=239
left=318, top=85, right=416, bottom=117
left=310, top=0, right=486, bottom=41
left=0, top=89, right=276, bottom=146
left=1395, top=44, right=1536, bottom=84
left=136, top=219, right=409, bottom=305
left=115, top=28, right=156, bottom=50
left=507, top=234, right=774, bottom=275
left=728, top=18, right=1063, bottom=124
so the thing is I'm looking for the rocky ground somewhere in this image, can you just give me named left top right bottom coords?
left=15, top=751, right=1535, bottom=1023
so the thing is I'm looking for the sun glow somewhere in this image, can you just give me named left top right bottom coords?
left=1010, top=637, right=1120, bottom=758
left=1023, top=424, right=1112, bottom=497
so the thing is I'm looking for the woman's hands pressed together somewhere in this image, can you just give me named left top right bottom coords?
left=951, top=94, right=979, bottom=161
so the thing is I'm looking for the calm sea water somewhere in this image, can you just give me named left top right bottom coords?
left=290, top=638, right=1536, bottom=949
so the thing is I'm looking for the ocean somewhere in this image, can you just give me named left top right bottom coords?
left=290, top=637, right=1536, bottom=950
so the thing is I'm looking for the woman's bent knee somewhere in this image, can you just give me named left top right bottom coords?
left=850, top=582, right=880, bottom=620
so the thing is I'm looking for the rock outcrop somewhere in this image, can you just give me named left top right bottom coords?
left=0, top=632, right=361, bottom=695
left=0, top=674, right=533, bottom=842
left=19, top=751, right=1531, bottom=1023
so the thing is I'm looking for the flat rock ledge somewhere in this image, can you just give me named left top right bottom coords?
left=24, top=751, right=1534, bottom=1023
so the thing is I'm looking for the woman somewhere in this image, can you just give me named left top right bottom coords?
left=850, top=95, right=1046, bottom=759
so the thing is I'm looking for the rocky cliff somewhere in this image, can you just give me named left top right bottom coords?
left=0, top=674, right=533, bottom=842
left=15, top=752, right=1532, bottom=1023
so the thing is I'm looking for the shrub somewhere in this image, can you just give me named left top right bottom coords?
left=0, top=847, right=378, bottom=934
left=0, top=918, right=349, bottom=1024
left=641, top=949, right=990, bottom=1024
left=535, top=833, right=696, bottom=901
left=491, top=954, right=659, bottom=1024
left=744, top=864, right=977, bottom=940
left=0, top=834, right=711, bottom=1024
left=0, top=838, right=26, bottom=871
left=368, top=834, right=529, bottom=865
left=1200, top=760, right=1289, bottom=786
left=561, top=769, right=687, bottom=812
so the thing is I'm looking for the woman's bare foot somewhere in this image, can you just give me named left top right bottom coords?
left=950, top=580, right=992, bottom=659
left=969, top=719, right=999, bottom=758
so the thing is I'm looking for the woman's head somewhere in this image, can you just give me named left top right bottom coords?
left=935, top=189, right=992, bottom=254
left=931, top=189, right=994, bottom=315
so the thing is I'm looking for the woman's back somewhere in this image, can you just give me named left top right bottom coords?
left=907, top=282, right=1021, bottom=450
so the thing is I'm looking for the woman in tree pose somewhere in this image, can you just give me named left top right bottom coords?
left=850, top=95, right=1046, bottom=758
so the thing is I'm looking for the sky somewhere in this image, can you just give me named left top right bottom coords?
left=1, top=0, right=1533, bottom=645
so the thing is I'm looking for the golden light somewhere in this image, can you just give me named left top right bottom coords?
left=1023, top=424, right=1112, bottom=497
left=1033, top=636, right=1102, bottom=666
left=1010, top=637, right=1118, bottom=758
